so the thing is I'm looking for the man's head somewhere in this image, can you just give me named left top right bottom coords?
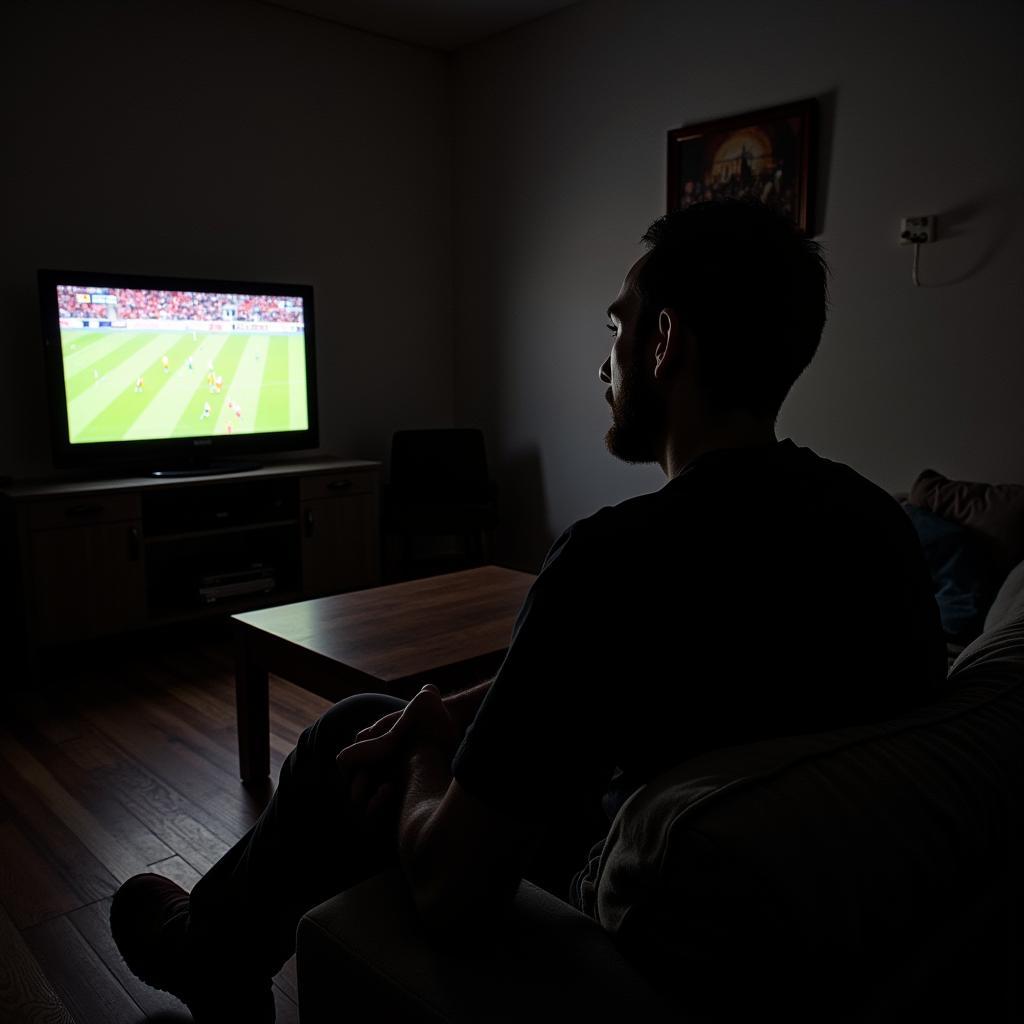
left=600, top=200, right=828, bottom=465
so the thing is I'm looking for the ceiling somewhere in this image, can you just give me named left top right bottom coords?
left=258, top=0, right=581, bottom=51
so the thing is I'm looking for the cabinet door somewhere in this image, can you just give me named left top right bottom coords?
left=301, top=495, right=379, bottom=598
left=89, top=522, right=146, bottom=636
left=29, top=522, right=145, bottom=645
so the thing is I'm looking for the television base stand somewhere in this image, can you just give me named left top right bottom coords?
left=1, top=456, right=382, bottom=658
left=150, top=461, right=262, bottom=478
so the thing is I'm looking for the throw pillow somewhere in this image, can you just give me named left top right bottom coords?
left=903, top=503, right=992, bottom=643
left=909, top=469, right=1024, bottom=581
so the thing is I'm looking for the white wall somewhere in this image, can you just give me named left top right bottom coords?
left=453, top=0, right=1024, bottom=570
left=2, top=0, right=453, bottom=478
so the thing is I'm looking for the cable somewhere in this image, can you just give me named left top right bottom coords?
left=912, top=242, right=921, bottom=287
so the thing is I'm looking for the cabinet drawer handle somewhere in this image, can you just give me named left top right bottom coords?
left=305, top=508, right=315, bottom=538
left=67, top=503, right=104, bottom=518
left=128, top=526, right=141, bottom=561
left=327, top=479, right=353, bottom=492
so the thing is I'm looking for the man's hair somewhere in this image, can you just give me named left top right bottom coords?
left=634, top=200, right=829, bottom=421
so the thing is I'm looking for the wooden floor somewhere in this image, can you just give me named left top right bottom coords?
left=0, top=625, right=334, bottom=1023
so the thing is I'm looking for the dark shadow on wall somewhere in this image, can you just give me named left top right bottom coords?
left=493, top=445, right=554, bottom=574
left=0, top=280, right=53, bottom=477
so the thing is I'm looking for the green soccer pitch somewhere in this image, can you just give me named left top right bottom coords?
left=61, top=328, right=309, bottom=444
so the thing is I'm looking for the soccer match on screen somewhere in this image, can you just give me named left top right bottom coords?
left=56, top=284, right=309, bottom=444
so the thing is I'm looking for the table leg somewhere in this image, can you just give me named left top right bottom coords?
left=235, top=626, right=270, bottom=784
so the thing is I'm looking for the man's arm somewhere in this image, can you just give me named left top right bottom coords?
left=338, top=684, right=540, bottom=936
left=398, top=746, right=541, bottom=937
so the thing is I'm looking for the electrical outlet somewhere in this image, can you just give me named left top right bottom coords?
left=899, top=215, right=935, bottom=245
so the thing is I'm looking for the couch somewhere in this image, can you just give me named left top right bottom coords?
left=296, top=481, right=1024, bottom=1023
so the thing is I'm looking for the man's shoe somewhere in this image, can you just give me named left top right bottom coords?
left=109, top=872, right=274, bottom=1022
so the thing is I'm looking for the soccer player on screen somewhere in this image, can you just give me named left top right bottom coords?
left=134, top=375, right=144, bottom=393
left=162, top=355, right=170, bottom=374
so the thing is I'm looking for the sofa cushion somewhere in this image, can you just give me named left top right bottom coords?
left=577, top=608, right=1024, bottom=1020
left=910, top=468, right=1024, bottom=580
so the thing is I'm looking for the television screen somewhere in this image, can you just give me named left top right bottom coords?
left=39, top=270, right=318, bottom=470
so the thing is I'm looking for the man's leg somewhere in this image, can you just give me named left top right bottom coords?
left=189, top=691, right=408, bottom=975
left=111, top=692, right=407, bottom=1017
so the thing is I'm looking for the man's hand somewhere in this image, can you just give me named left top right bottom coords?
left=339, top=683, right=458, bottom=767
left=351, top=678, right=492, bottom=749
left=337, top=685, right=459, bottom=818
left=351, top=707, right=404, bottom=745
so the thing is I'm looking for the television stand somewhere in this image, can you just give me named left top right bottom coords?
left=151, top=460, right=262, bottom=478
left=2, top=456, right=381, bottom=657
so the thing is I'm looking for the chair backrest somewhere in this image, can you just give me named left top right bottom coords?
left=390, top=429, right=491, bottom=501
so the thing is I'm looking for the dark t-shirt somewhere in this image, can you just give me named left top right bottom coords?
left=452, top=438, right=947, bottom=830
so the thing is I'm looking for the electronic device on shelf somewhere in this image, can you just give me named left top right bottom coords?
left=38, top=268, right=319, bottom=477
left=198, top=564, right=277, bottom=604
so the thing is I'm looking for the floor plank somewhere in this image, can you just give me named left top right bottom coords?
left=0, top=727, right=163, bottom=885
left=143, top=855, right=203, bottom=892
left=74, top=691, right=263, bottom=845
left=0, top=630, right=341, bottom=1024
left=75, top=733, right=234, bottom=876
left=6, top=689, right=84, bottom=747
left=23, top=912, right=145, bottom=1024
left=0, top=819, right=83, bottom=930
left=67, top=898, right=191, bottom=1022
left=0, top=793, right=119, bottom=929
left=0, top=901, right=75, bottom=1024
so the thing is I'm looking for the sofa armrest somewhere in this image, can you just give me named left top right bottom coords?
left=296, top=868, right=679, bottom=1024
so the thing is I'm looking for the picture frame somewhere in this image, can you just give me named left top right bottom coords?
left=667, top=98, right=818, bottom=234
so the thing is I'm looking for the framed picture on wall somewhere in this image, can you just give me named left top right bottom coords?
left=667, top=98, right=818, bottom=234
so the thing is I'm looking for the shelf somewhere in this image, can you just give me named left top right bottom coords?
left=4, top=458, right=381, bottom=652
left=144, top=519, right=299, bottom=544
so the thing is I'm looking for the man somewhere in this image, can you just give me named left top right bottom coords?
left=110, top=201, right=946, bottom=1021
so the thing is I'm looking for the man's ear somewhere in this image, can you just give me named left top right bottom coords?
left=653, top=308, right=687, bottom=380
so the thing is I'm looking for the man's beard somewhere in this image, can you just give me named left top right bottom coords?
left=604, top=363, right=665, bottom=464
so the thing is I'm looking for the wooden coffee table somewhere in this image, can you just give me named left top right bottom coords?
left=232, top=565, right=536, bottom=782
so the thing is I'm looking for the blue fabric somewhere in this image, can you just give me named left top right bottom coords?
left=903, top=502, right=992, bottom=642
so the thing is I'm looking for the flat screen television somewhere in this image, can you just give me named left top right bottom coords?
left=38, top=268, right=319, bottom=476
